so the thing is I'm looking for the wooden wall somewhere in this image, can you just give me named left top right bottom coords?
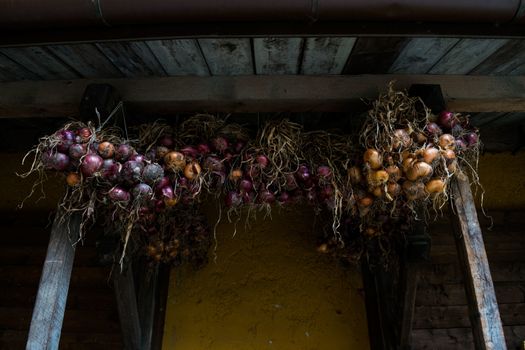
left=412, top=211, right=525, bottom=349
left=0, top=211, right=122, bottom=350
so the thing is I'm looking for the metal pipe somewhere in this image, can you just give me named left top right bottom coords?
left=0, top=0, right=522, bottom=29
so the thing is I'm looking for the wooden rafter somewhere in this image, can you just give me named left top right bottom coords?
left=1, top=75, right=525, bottom=119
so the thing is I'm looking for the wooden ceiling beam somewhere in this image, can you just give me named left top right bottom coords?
left=1, top=75, right=525, bottom=118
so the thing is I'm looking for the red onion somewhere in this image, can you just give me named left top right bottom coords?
left=42, top=151, right=54, bottom=169
left=159, top=135, right=174, bottom=148
left=241, top=191, right=255, bottom=204
left=203, top=156, right=225, bottom=172
left=212, top=136, right=229, bottom=153
left=115, top=144, right=133, bottom=162
left=100, top=159, right=121, bottom=181
left=155, top=176, right=171, bottom=194
left=181, top=146, right=198, bottom=158
left=69, top=143, right=87, bottom=159
left=256, top=155, right=269, bottom=169
left=77, top=127, right=92, bottom=142
left=57, top=130, right=75, bottom=153
left=425, top=122, right=443, bottom=136
left=197, top=143, right=211, bottom=155
left=285, top=174, right=298, bottom=190
left=259, top=189, right=275, bottom=204
left=132, top=183, right=153, bottom=200
left=240, top=179, right=253, bottom=193
left=278, top=192, right=290, bottom=204
left=465, top=132, right=479, bottom=147
left=108, top=186, right=130, bottom=202
left=455, top=138, right=467, bottom=151
left=143, top=163, right=164, bottom=185
left=225, top=191, right=242, bottom=207
left=51, top=152, right=70, bottom=171
left=121, top=160, right=144, bottom=184
left=80, top=153, right=103, bottom=176
left=296, top=165, right=311, bottom=182
left=438, top=111, right=457, bottom=130
left=155, top=199, right=166, bottom=212
left=319, top=185, right=334, bottom=201
left=130, top=153, right=145, bottom=163
left=234, top=140, right=246, bottom=154
left=145, top=149, right=157, bottom=161
left=317, top=166, right=332, bottom=180
left=160, top=185, right=174, bottom=200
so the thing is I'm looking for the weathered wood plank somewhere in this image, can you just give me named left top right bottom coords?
left=2, top=75, right=525, bottom=118
left=96, top=42, right=166, bottom=77
left=399, top=263, right=419, bottom=349
left=429, top=39, right=509, bottom=75
left=47, top=44, right=122, bottom=78
left=470, top=40, right=525, bottom=76
left=451, top=177, right=506, bottom=350
left=26, top=212, right=80, bottom=350
left=198, top=38, right=253, bottom=75
left=389, top=38, right=460, bottom=74
left=0, top=46, right=78, bottom=80
left=145, top=39, right=209, bottom=76
left=344, top=37, right=407, bottom=74
left=419, top=262, right=525, bottom=285
left=113, top=264, right=141, bottom=350
left=416, top=283, right=525, bottom=306
left=301, top=37, right=356, bottom=75
left=136, top=264, right=158, bottom=350
left=254, top=37, right=303, bottom=74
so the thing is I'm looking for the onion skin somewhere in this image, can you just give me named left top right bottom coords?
left=439, top=134, right=455, bottom=149
left=50, top=152, right=70, bottom=171
left=108, top=186, right=130, bottom=202
left=66, top=172, right=81, bottom=186
left=80, top=153, right=103, bottom=176
left=115, top=144, right=133, bottom=162
left=442, top=149, right=456, bottom=160
left=392, top=129, right=412, bottom=149
left=78, top=127, right=92, bottom=142
left=422, top=147, right=440, bottom=164
left=100, top=159, right=121, bottom=181
left=164, top=151, right=186, bottom=172
left=184, top=161, right=202, bottom=180
left=385, top=165, right=401, bottom=182
left=438, top=111, right=457, bottom=130
left=121, top=160, right=144, bottom=185
left=465, top=132, right=479, bottom=147
left=368, top=170, right=389, bottom=186
left=130, top=154, right=145, bottom=163
left=425, top=178, right=446, bottom=194
left=142, top=163, right=164, bottom=185
left=363, top=149, right=382, bottom=170
left=98, top=142, right=115, bottom=159
left=57, top=130, right=75, bottom=153
left=406, top=162, right=432, bottom=181
left=69, top=143, right=87, bottom=160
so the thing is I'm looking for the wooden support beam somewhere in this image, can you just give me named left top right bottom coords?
left=26, top=212, right=80, bottom=350
left=135, top=263, right=159, bottom=350
left=1, top=75, right=525, bottom=118
left=451, top=176, right=507, bottom=350
left=113, top=264, right=142, bottom=350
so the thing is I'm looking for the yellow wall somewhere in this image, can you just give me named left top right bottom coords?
left=162, top=205, right=370, bottom=350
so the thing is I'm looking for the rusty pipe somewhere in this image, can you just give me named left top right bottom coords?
left=0, top=0, right=523, bottom=29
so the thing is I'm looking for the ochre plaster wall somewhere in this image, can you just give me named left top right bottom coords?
left=162, top=205, right=370, bottom=350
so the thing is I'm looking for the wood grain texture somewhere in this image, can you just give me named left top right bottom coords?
left=254, top=37, right=303, bottom=75
left=2, top=75, right=525, bottom=118
left=0, top=53, right=40, bottom=81
left=470, top=40, right=525, bottom=76
left=451, top=177, right=507, bottom=350
left=47, top=44, right=122, bottom=78
left=198, top=38, right=253, bottom=75
left=301, top=37, right=356, bottom=75
left=429, top=39, right=509, bottom=75
left=344, top=37, right=407, bottom=74
left=136, top=264, right=158, bottom=350
left=26, top=212, right=80, bottom=350
left=113, top=264, right=141, bottom=350
left=146, top=39, right=209, bottom=76
left=96, top=42, right=166, bottom=77
left=389, top=38, right=459, bottom=74
left=0, top=47, right=79, bottom=80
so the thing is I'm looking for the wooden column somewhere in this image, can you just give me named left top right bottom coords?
left=113, top=264, right=142, bottom=350
left=26, top=212, right=80, bottom=349
left=451, top=177, right=506, bottom=350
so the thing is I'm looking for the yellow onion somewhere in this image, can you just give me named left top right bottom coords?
left=402, top=156, right=416, bottom=173
left=368, top=169, right=389, bottom=187
left=164, top=151, right=186, bottom=171
left=316, top=243, right=329, bottom=254
left=403, top=180, right=425, bottom=201
left=229, top=168, right=243, bottom=181
left=439, top=134, right=455, bottom=149
left=392, top=129, right=413, bottom=149
left=415, top=132, right=427, bottom=144
left=348, top=166, right=363, bottom=185
left=425, top=178, right=446, bottom=194
left=364, top=227, right=377, bottom=237
left=358, top=195, right=374, bottom=207
left=66, top=172, right=81, bottom=186
left=363, top=149, right=382, bottom=170
left=184, top=161, right=202, bottom=180
left=406, top=161, right=433, bottom=181
left=371, top=186, right=383, bottom=198
left=385, top=165, right=401, bottom=182
left=422, top=147, right=440, bottom=164
left=447, top=159, right=458, bottom=173
left=442, top=149, right=456, bottom=160
left=387, top=182, right=401, bottom=198
left=165, top=197, right=178, bottom=207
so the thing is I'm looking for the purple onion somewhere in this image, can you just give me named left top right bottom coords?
left=108, top=186, right=130, bottom=202
left=160, top=185, right=174, bottom=200
left=69, top=143, right=87, bottom=159
left=240, top=179, right=253, bottom=193
left=203, top=156, right=225, bottom=172
left=438, top=111, right=457, bottom=130
left=296, top=165, right=311, bottom=182
left=159, top=135, right=174, bottom=148
left=426, top=122, right=443, bottom=136
left=115, top=144, right=133, bottom=162
left=319, top=185, right=334, bottom=201
left=121, top=160, right=144, bottom=184
left=197, top=143, right=211, bottom=155
left=181, top=146, right=198, bottom=159
left=130, top=153, right=145, bottom=163
left=285, top=174, right=298, bottom=190
left=80, top=153, right=103, bottom=176
left=242, top=191, right=254, bottom=204
left=50, top=152, right=70, bottom=171
left=155, top=199, right=166, bottom=212
left=132, top=183, right=153, bottom=200
left=42, top=151, right=53, bottom=169
left=212, top=136, right=229, bottom=153
left=465, top=132, right=479, bottom=147
left=145, top=149, right=157, bottom=161
left=142, top=163, right=164, bottom=185
left=57, top=130, right=75, bottom=153
left=100, top=159, right=121, bottom=181
left=256, top=155, right=269, bottom=169
left=259, top=189, right=275, bottom=204
left=234, top=140, right=246, bottom=153
left=278, top=192, right=291, bottom=204
left=455, top=138, right=467, bottom=151
left=317, top=166, right=332, bottom=180
left=155, top=176, right=171, bottom=194
left=225, top=191, right=242, bottom=207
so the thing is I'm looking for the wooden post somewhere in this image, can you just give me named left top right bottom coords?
left=136, top=263, right=159, bottom=350
left=451, top=176, right=507, bottom=350
left=113, top=263, right=142, bottom=350
left=26, top=212, right=80, bottom=350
